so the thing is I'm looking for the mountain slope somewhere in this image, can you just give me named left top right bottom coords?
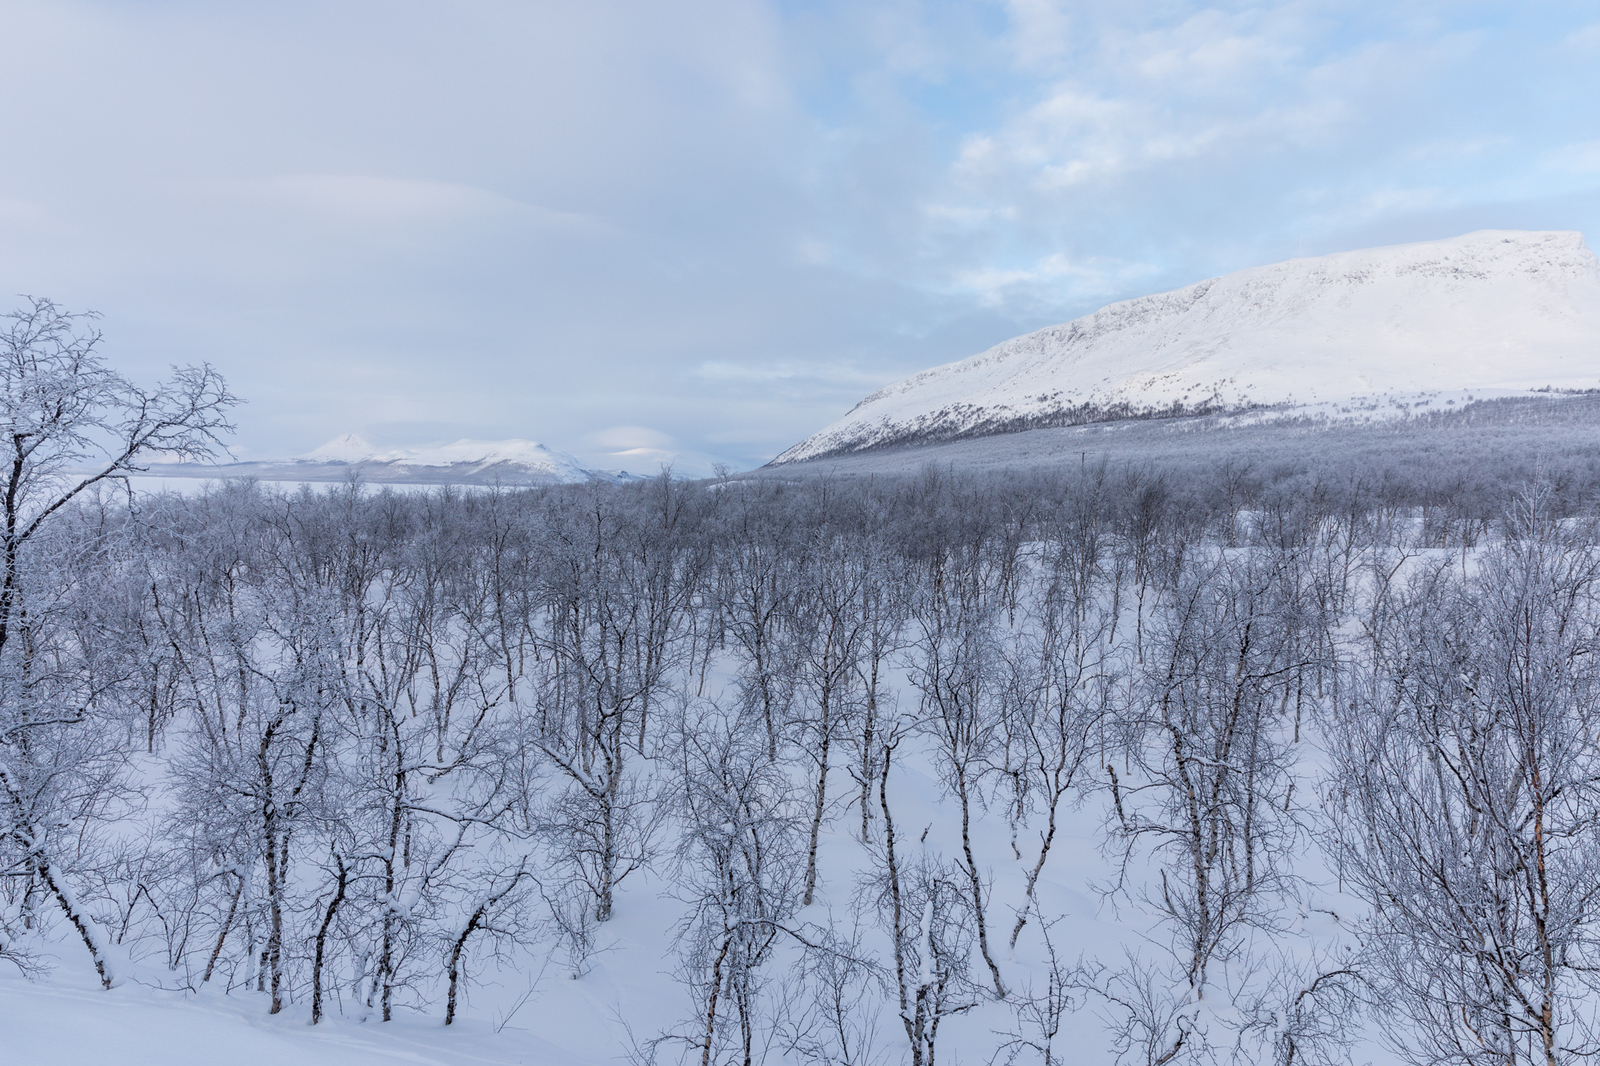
left=774, top=230, right=1600, bottom=463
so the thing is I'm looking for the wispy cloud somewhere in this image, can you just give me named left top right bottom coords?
left=693, top=361, right=888, bottom=387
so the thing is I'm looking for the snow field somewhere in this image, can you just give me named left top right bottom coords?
left=6, top=526, right=1390, bottom=1066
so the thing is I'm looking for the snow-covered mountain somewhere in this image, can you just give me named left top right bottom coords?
left=299, top=435, right=593, bottom=482
left=140, top=436, right=643, bottom=486
left=774, top=230, right=1600, bottom=463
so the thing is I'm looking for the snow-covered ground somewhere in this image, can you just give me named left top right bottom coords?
left=0, top=968, right=570, bottom=1066
left=1, top=774, right=1368, bottom=1066
left=777, top=229, right=1600, bottom=462
left=4, top=622, right=1376, bottom=1066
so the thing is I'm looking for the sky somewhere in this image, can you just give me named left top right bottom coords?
left=0, top=1, right=1596, bottom=474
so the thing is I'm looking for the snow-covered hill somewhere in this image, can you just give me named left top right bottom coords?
left=140, top=436, right=645, bottom=486
left=299, top=435, right=593, bottom=482
left=774, top=230, right=1600, bottom=463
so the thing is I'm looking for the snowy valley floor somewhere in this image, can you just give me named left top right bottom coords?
left=2, top=731, right=1377, bottom=1066
left=10, top=474, right=1572, bottom=1066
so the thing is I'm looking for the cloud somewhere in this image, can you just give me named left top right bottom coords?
left=230, top=175, right=598, bottom=230
left=693, top=361, right=887, bottom=386
left=949, top=253, right=1165, bottom=308
left=1545, top=142, right=1600, bottom=178
left=0, top=0, right=1594, bottom=472
left=954, top=8, right=1347, bottom=195
left=590, top=425, right=675, bottom=450
left=1564, top=23, right=1600, bottom=50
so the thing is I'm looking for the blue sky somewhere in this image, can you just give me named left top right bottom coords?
left=0, top=1, right=1596, bottom=473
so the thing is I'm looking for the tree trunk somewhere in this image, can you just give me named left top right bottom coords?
left=445, top=905, right=486, bottom=1025
left=312, top=857, right=348, bottom=1024
left=202, top=874, right=243, bottom=985
left=38, top=851, right=113, bottom=990
left=701, top=935, right=732, bottom=1066
left=955, top=761, right=1005, bottom=999
left=802, top=689, right=831, bottom=906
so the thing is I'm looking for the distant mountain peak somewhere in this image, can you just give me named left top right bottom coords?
left=135, top=435, right=649, bottom=487
left=295, top=435, right=593, bottom=482
left=775, top=229, right=1600, bottom=464
left=303, top=433, right=375, bottom=463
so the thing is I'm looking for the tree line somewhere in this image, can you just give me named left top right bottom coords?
left=6, top=299, right=1600, bottom=1065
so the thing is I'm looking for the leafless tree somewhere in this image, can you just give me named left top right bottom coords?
left=531, top=488, right=675, bottom=923
left=1330, top=497, right=1600, bottom=1066
left=906, top=545, right=1009, bottom=999
left=443, top=856, right=534, bottom=1025
left=789, top=528, right=871, bottom=906
left=1107, top=553, right=1311, bottom=1002
left=990, top=919, right=1081, bottom=1066
left=864, top=727, right=980, bottom=1066
left=716, top=485, right=806, bottom=761
left=669, top=701, right=807, bottom=1066
left=0, top=297, right=233, bottom=988
left=999, top=526, right=1116, bottom=949
left=847, top=533, right=910, bottom=845
left=776, top=913, right=888, bottom=1066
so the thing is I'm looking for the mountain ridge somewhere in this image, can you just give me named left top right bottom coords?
left=139, top=436, right=643, bottom=486
left=774, top=229, right=1600, bottom=464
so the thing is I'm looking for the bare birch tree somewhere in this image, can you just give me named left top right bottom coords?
left=1330, top=500, right=1600, bottom=1066
left=0, top=297, right=233, bottom=988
